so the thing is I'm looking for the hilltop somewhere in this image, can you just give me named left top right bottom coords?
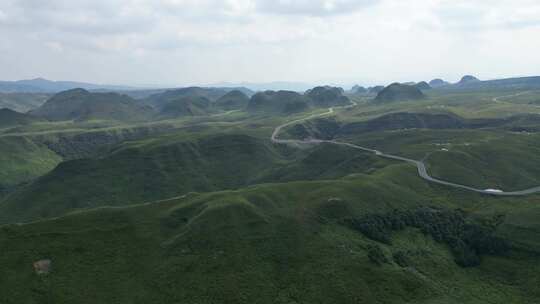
left=306, top=86, right=350, bottom=107
left=214, top=90, right=250, bottom=111
left=143, top=87, right=240, bottom=110
left=0, top=108, right=44, bottom=128
left=247, top=90, right=311, bottom=114
left=374, top=83, right=425, bottom=102
left=429, top=79, right=450, bottom=88
left=0, top=133, right=388, bottom=224
left=158, top=96, right=213, bottom=118
left=457, top=75, right=481, bottom=86
left=414, top=81, right=432, bottom=90
left=30, top=88, right=154, bottom=122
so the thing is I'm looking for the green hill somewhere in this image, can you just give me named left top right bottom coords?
left=143, top=87, right=232, bottom=110
left=414, top=81, right=432, bottom=90
left=429, top=79, right=449, bottom=88
left=457, top=75, right=481, bottom=86
left=1, top=165, right=539, bottom=303
left=305, top=86, right=350, bottom=107
left=0, top=108, right=45, bottom=128
left=0, top=137, right=61, bottom=193
left=0, top=133, right=389, bottom=224
left=247, top=90, right=311, bottom=114
left=374, top=83, right=426, bottom=103
left=158, top=96, right=213, bottom=118
left=214, top=90, right=250, bottom=111
left=368, top=86, right=385, bottom=94
left=30, top=89, right=154, bottom=122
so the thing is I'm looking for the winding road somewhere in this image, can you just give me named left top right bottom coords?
left=271, top=99, right=540, bottom=196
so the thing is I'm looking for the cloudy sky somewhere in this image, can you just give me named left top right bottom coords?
left=1, top=0, right=539, bottom=87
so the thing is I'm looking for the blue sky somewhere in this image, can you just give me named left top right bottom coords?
left=1, top=0, right=539, bottom=87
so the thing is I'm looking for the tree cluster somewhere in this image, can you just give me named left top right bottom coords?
left=342, top=207, right=509, bottom=267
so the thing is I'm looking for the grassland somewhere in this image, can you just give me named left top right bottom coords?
left=2, top=87, right=540, bottom=303
left=1, top=164, right=540, bottom=303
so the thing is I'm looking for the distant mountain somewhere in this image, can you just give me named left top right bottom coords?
left=415, top=81, right=432, bottom=90
left=305, top=86, right=350, bottom=108
left=350, top=85, right=367, bottom=94
left=429, top=79, right=450, bottom=88
left=31, top=88, right=154, bottom=122
left=158, top=96, right=212, bottom=118
left=143, top=87, right=237, bottom=110
left=247, top=91, right=311, bottom=114
left=0, top=78, right=134, bottom=93
left=451, top=76, right=540, bottom=90
left=210, top=81, right=314, bottom=92
left=374, top=83, right=426, bottom=103
left=214, top=90, right=250, bottom=111
left=367, top=86, right=385, bottom=95
left=457, top=75, right=481, bottom=86
left=0, top=92, right=50, bottom=112
left=0, top=108, right=45, bottom=128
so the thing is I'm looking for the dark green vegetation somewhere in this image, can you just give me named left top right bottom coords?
left=31, top=89, right=154, bottom=122
left=1, top=170, right=540, bottom=303
left=248, top=86, right=350, bottom=114
left=0, top=108, right=44, bottom=128
left=306, top=86, right=350, bottom=107
left=142, top=87, right=241, bottom=110
left=247, top=90, right=312, bottom=114
left=374, top=83, right=425, bottom=103
left=158, top=96, right=213, bottom=118
left=0, top=135, right=390, bottom=224
left=343, top=207, right=509, bottom=267
left=2, top=83, right=540, bottom=303
left=214, top=90, right=250, bottom=111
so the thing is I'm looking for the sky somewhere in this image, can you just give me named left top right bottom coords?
left=0, top=0, right=539, bottom=87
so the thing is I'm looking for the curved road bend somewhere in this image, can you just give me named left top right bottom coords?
left=271, top=99, right=540, bottom=196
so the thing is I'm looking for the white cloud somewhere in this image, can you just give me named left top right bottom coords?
left=255, top=0, right=377, bottom=16
left=0, top=0, right=539, bottom=85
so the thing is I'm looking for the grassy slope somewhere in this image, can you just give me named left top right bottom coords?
left=1, top=165, right=539, bottom=303
left=0, top=137, right=61, bottom=190
left=0, top=133, right=391, bottom=224
left=1, top=88, right=540, bottom=303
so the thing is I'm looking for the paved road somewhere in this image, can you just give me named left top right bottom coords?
left=271, top=99, right=540, bottom=196
left=492, top=91, right=530, bottom=103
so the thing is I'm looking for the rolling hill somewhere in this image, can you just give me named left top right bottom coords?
left=214, top=90, right=250, bottom=111
left=0, top=133, right=391, bottom=224
left=305, top=86, right=350, bottom=107
left=0, top=165, right=539, bottom=304
left=158, top=96, right=213, bottom=118
left=374, top=83, right=426, bottom=102
left=247, top=90, right=311, bottom=114
left=30, top=88, right=154, bottom=122
left=143, top=87, right=236, bottom=110
left=0, top=108, right=45, bottom=128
